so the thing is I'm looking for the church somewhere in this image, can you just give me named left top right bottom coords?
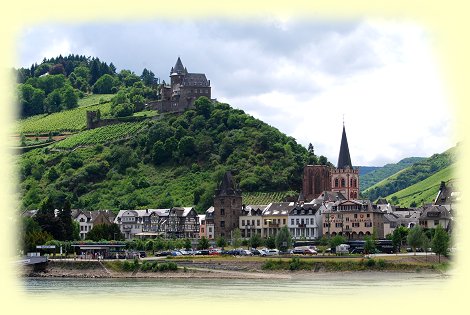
left=302, top=124, right=360, bottom=201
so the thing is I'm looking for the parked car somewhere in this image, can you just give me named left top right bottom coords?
left=240, top=249, right=253, bottom=256
left=185, top=249, right=196, bottom=255
left=262, top=249, right=280, bottom=256
left=303, top=248, right=317, bottom=255
left=209, top=249, right=221, bottom=255
left=251, top=249, right=266, bottom=256
left=170, top=251, right=183, bottom=256
left=139, top=251, right=147, bottom=258
left=292, top=248, right=305, bottom=255
left=155, top=251, right=172, bottom=257
left=195, top=249, right=210, bottom=255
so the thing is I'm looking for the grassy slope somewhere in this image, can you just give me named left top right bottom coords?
left=362, top=147, right=455, bottom=200
left=53, top=122, right=146, bottom=149
left=360, top=157, right=425, bottom=192
left=18, top=94, right=113, bottom=133
left=385, top=165, right=455, bottom=207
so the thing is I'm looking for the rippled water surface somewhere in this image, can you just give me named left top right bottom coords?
left=21, top=272, right=449, bottom=301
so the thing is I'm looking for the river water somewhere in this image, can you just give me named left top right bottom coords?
left=21, top=272, right=450, bottom=301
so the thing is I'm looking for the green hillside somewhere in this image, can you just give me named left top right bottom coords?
left=362, top=147, right=456, bottom=202
left=19, top=97, right=326, bottom=213
left=385, top=165, right=455, bottom=207
left=360, top=157, right=425, bottom=191
left=18, top=95, right=112, bottom=134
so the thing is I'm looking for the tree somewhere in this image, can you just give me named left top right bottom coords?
left=198, top=236, right=210, bottom=250
left=364, top=236, right=376, bottom=255
left=249, top=233, right=263, bottom=249
left=275, top=226, right=292, bottom=252
left=86, top=223, right=124, bottom=241
left=265, top=236, right=276, bottom=249
left=216, top=236, right=227, bottom=249
left=44, top=89, right=62, bottom=113
left=329, top=235, right=346, bottom=252
left=432, top=225, right=450, bottom=263
left=392, top=226, right=408, bottom=253
left=93, top=74, right=118, bottom=94
left=61, top=85, right=78, bottom=109
left=231, top=228, right=242, bottom=248
left=57, top=200, right=74, bottom=241
left=407, top=225, right=424, bottom=255
left=183, top=238, right=192, bottom=250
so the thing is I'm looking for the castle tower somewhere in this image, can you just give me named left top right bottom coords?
left=213, top=171, right=243, bottom=239
left=330, top=124, right=360, bottom=199
left=170, top=57, right=186, bottom=87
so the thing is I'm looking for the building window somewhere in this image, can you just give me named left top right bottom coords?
left=310, top=218, right=314, bottom=225
left=283, top=219, right=286, bottom=225
left=201, top=228, right=205, bottom=233
left=354, top=214, right=357, bottom=218
left=242, top=220, right=245, bottom=226
left=341, top=178, right=346, bottom=187
left=367, top=214, right=370, bottom=218
left=296, top=219, right=299, bottom=224
left=209, top=227, right=212, bottom=232
left=220, top=209, right=225, bottom=215
left=291, top=219, right=294, bottom=225
left=257, top=220, right=260, bottom=226
left=335, top=178, right=339, bottom=187
left=434, top=220, right=439, bottom=226
left=220, top=221, right=225, bottom=228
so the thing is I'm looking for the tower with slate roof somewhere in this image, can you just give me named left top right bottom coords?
left=213, top=171, right=242, bottom=239
left=330, top=124, right=360, bottom=199
left=302, top=123, right=360, bottom=201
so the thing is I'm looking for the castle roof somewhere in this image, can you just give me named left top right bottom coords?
left=171, top=57, right=186, bottom=75
left=337, top=125, right=353, bottom=169
left=182, top=73, right=210, bottom=86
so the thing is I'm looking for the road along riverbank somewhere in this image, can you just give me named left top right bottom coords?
left=21, top=254, right=450, bottom=279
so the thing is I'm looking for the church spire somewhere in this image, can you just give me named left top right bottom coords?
left=337, top=125, right=353, bottom=169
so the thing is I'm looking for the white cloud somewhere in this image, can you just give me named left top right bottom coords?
left=16, top=18, right=454, bottom=166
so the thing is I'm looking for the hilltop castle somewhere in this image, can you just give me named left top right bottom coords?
left=148, top=57, right=211, bottom=113
left=302, top=124, right=360, bottom=201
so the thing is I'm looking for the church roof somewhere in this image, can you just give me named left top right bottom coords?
left=337, top=125, right=353, bottom=169
left=171, top=57, right=186, bottom=75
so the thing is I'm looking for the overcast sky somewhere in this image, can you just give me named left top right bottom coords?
left=16, top=18, right=455, bottom=166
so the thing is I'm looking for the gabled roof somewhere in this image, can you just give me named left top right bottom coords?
left=337, top=125, right=353, bottom=169
left=263, top=202, right=295, bottom=216
left=419, top=205, right=452, bottom=220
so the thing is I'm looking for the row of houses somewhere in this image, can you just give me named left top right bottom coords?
left=21, top=179, right=456, bottom=242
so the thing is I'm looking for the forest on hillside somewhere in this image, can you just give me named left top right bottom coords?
left=15, top=54, right=158, bottom=119
left=19, top=95, right=328, bottom=213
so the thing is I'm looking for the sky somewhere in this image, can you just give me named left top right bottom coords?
left=16, top=17, right=455, bottom=166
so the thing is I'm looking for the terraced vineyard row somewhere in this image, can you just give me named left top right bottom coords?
left=78, top=94, right=114, bottom=107
left=242, top=191, right=298, bottom=205
left=18, top=102, right=111, bottom=134
left=53, top=122, right=146, bottom=149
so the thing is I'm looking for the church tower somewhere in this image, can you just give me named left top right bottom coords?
left=330, top=124, right=360, bottom=199
left=213, top=171, right=243, bottom=239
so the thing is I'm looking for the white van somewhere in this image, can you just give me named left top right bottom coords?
left=262, top=249, right=280, bottom=256
left=336, top=244, right=350, bottom=254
